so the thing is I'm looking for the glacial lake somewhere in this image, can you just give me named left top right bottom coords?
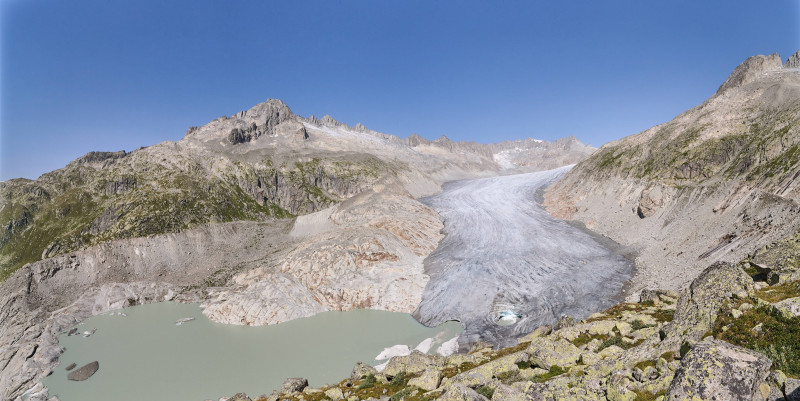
left=43, top=302, right=462, bottom=401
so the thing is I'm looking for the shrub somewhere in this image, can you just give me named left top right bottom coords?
left=476, top=386, right=494, bottom=399
left=357, top=374, right=376, bottom=390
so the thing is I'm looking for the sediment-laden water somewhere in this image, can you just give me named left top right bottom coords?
left=43, top=303, right=461, bottom=401
left=414, top=167, right=634, bottom=347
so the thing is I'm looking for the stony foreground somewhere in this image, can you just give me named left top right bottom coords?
left=222, top=249, right=800, bottom=401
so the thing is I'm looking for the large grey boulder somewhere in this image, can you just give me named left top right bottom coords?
left=662, top=262, right=753, bottom=343
left=666, top=340, right=771, bottom=401
left=66, top=361, right=99, bottom=381
left=228, top=393, right=252, bottom=401
left=383, top=350, right=444, bottom=377
left=439, top=383, right=489, bottom=401
left=350, top=362, right=378, bottom=380
left=279, top=377, right=308, bottom=394
left=407, top=368, right=442, bottom=391
left=772, top=297, right=800, bottom=319
left=526, top=337, right=581, bottom=370
left=750, top=234, right=800, bottom=285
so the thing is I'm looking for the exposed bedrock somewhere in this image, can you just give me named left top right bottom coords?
left=413, top=167, right=634, bottom=349
left=202, top=180, right=445, bottom=325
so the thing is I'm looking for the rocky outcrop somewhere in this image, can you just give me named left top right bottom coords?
left=202, top=181, right=443, bottom=325
left=636, top=184, right=670, bottom=218
left=751, top=233, right=800, bottom=284
left=279, top=378, right=308, bottom=394
left=786, top=50, right=800, bottom=69
left=716, top=53, right=783, bottom=95
left=666, top=340, right=772, bottom=401
left=661, top=262, right=753, bottom=343
left=225, top=99, right=297, bottom=144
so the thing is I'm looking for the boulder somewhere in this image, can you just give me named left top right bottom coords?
left=279, top=377, right=308, bottom=394
left=663, top=262, right=753, bottom=343
left=586, top=320, right=616, bottom=336
left=785, top=379, right=800, bottom=401
left=636, top=185, right=666, bottom=218
left=229, top=393, right=252, bottom=401
left=750, top=234, right=800, bottom=285
left=66, top=361, right=99, bottom=381
left=771, top=297, right=800, bottom=319
left=615, top=321, right=632, bottom=336
left=407, top=368, right=442, bottom=391
left=448, top=351, right=529, bottom=387
left=666, top=340, right=771, bottom=401
left=439, top=383, right=489, bottom=401
left=65, top=363, right=76, bottom=371
left=527, top=337, right=581, bottom=370
left=606, top=372, right=636, bottom=401
left=351, top=362, right=378, bottom=380
left=383, top=350, right=443, bottom=377
left=324, top=387, right=344, bottom=401
left=490, top=382, right=531, bottom=401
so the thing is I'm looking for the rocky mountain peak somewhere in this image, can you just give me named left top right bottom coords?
left=786, top=49, right=800, bottom=69
left=225, top=99, right=297, bottom=144
left=319, top=115, right=343, bottom=127
left=241, top=98, right=294, bottom=125
left=715, top=53, right=783, bottom=95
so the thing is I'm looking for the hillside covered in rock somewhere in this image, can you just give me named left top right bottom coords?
left=1, top=99, right=593, bottom=281
left=545, top=50, right=800, bottom=296
left=0, top=100, right=593, bottom=401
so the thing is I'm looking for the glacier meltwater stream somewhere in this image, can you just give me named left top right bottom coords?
left=42, top=167, right=632, bottom=400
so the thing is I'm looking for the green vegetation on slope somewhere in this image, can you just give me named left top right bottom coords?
left=0, top=151, right=392, bottom=281
left=581, top=107, right=800, bottom=189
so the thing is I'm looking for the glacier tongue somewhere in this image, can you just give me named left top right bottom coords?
left=413, top=166, right=634, bottom=348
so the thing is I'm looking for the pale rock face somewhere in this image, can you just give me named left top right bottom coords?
left=202, top=183, right=443, bottom=325
left=716, top=53, right=783, bottom=95
left=786, top=49, right=800, bottom=69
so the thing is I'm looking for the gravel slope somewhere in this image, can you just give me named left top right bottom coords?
left=414, top=167, right=634, bottom=348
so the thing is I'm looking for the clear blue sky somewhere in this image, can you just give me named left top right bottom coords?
left=2, top=1, right=798, bottom=180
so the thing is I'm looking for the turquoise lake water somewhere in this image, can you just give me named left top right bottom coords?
left=43, top=302, right=462, bottom=401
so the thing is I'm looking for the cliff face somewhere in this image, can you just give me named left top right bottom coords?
left=545, top=50, right=800, bottom=295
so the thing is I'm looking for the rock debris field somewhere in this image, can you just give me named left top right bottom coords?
left=414, top=167, right=634, bottom=347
